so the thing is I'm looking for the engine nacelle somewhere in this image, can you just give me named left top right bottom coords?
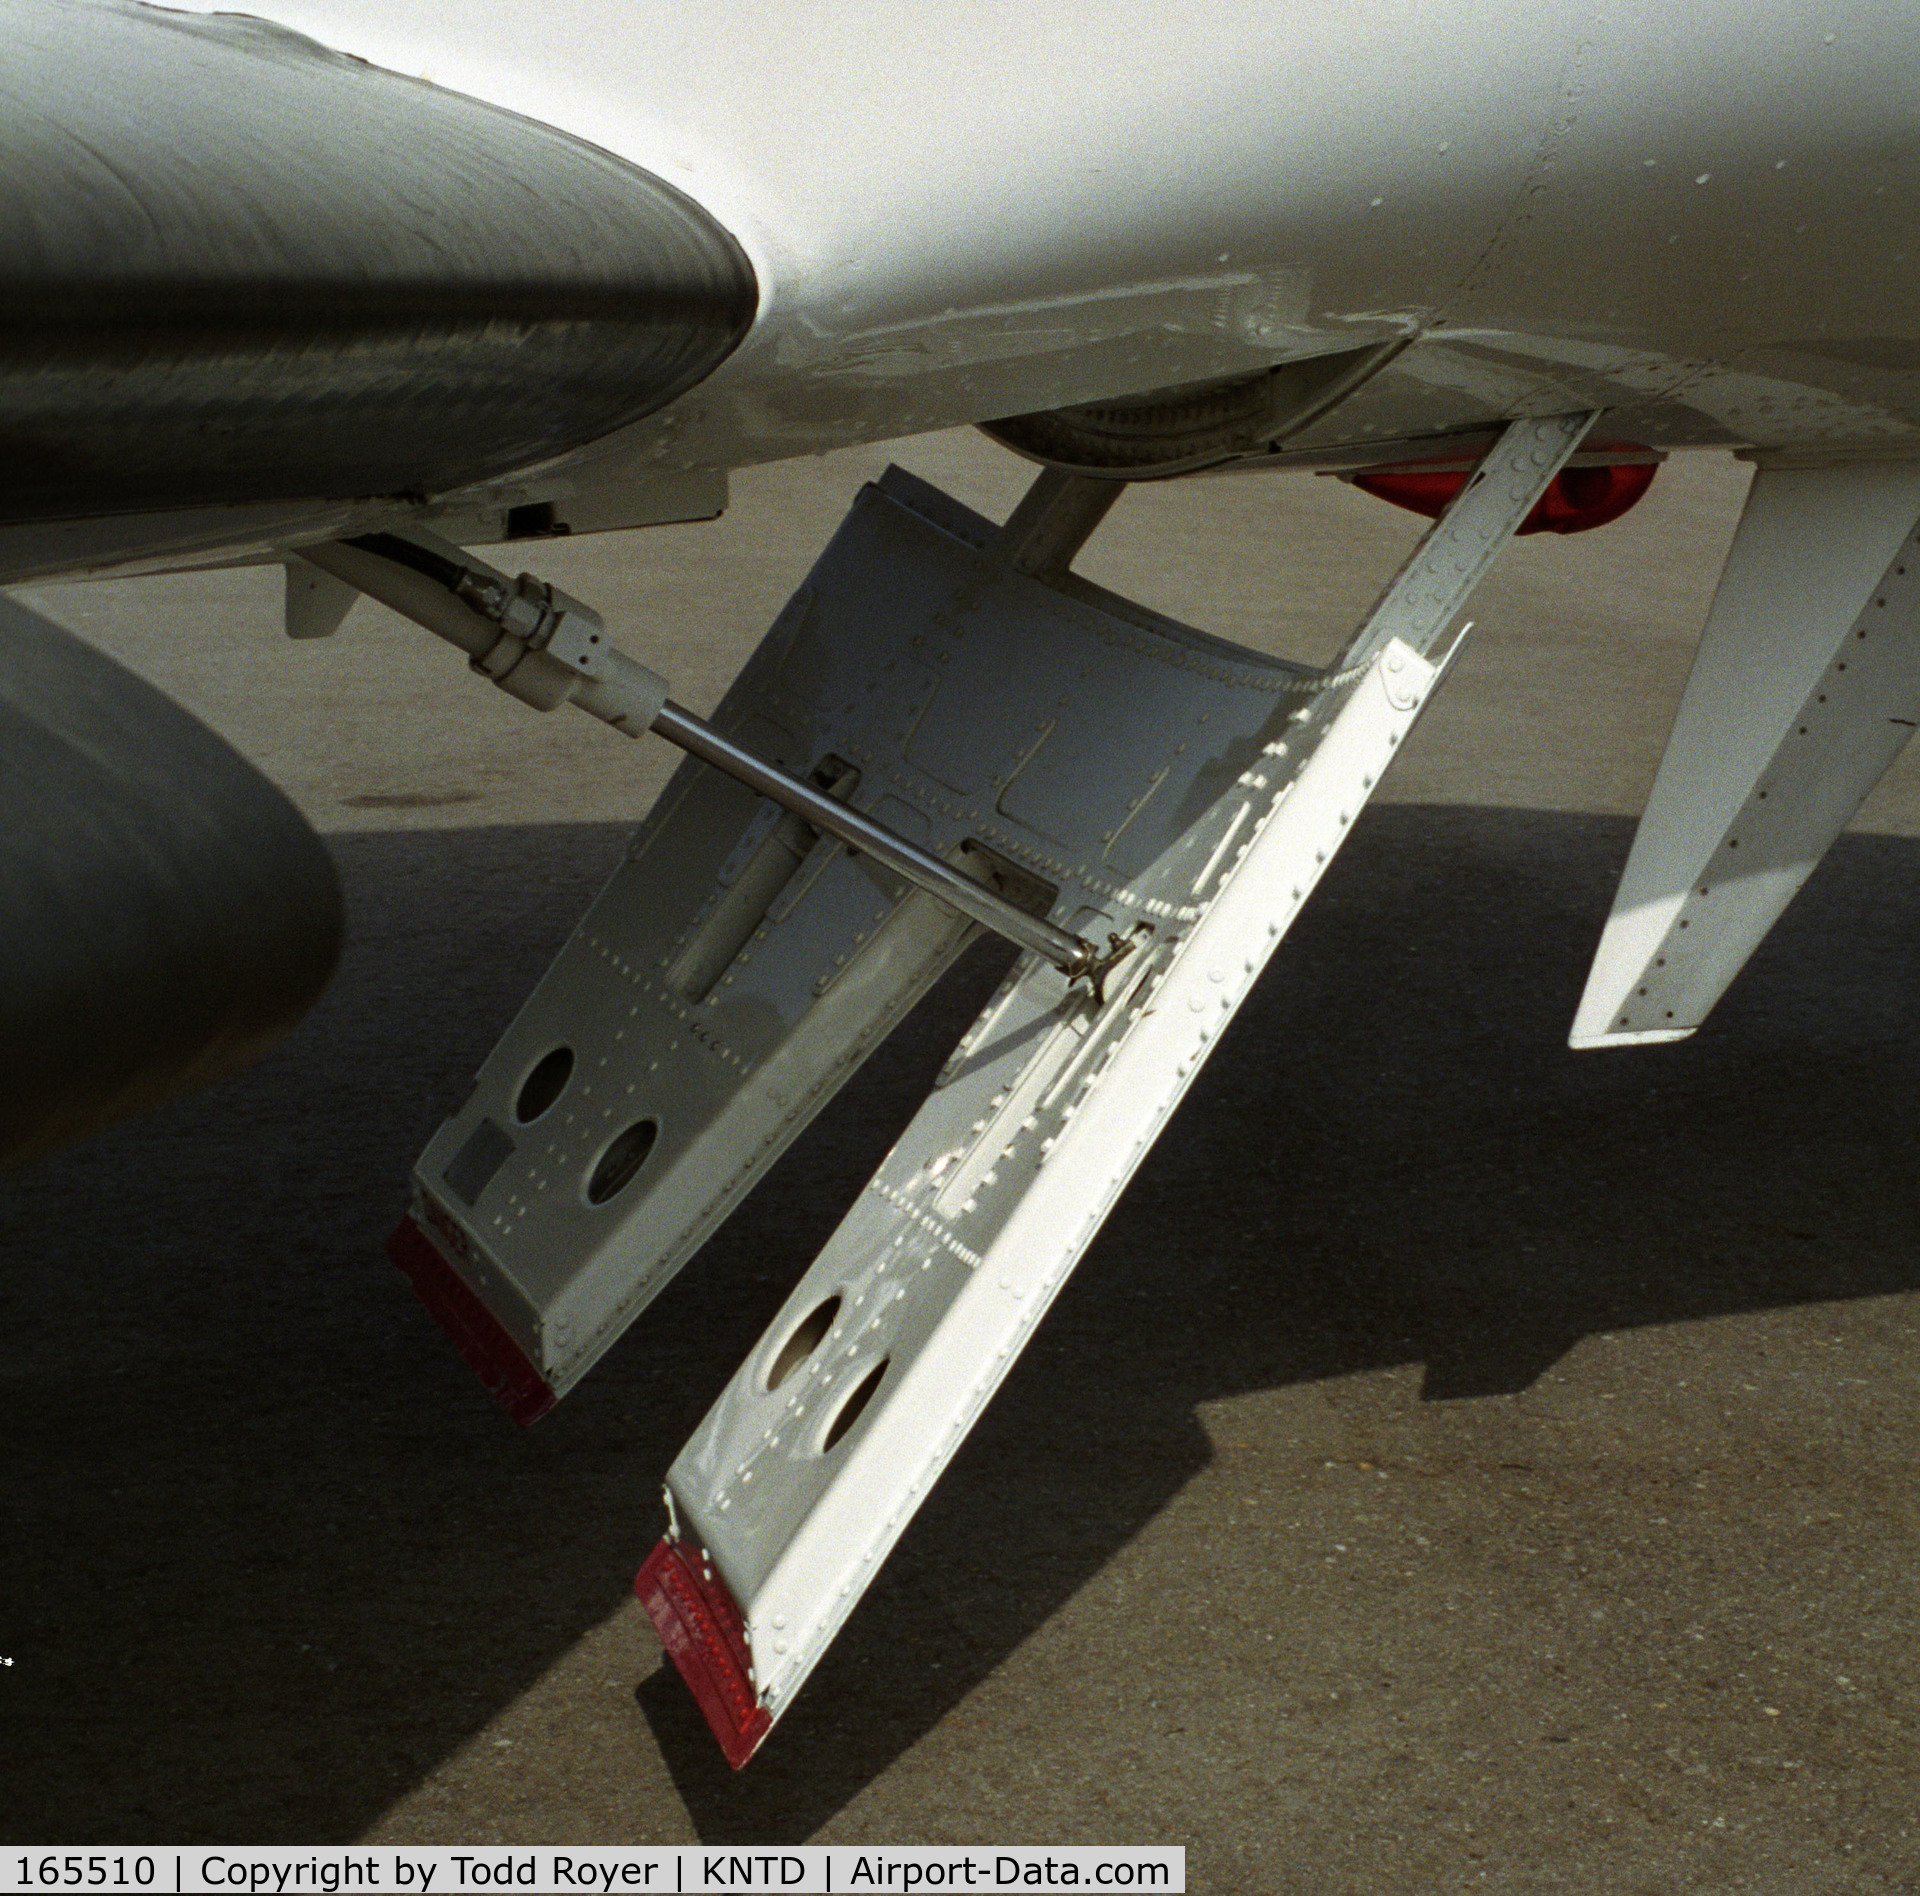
left=0, top=594, right=342, bottom=1167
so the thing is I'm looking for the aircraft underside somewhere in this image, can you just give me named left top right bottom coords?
left=4, top=0, right=1920, bottom=1769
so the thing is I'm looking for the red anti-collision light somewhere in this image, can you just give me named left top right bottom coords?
left=1353, top=451, right=1658, bottom=535
left=637, top=1537, right=773, bottom=1768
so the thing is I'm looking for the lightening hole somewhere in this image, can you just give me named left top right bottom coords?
left=586, top=1119, right=658, bottom=1204
left=821, top=1359, right=889, bottom=1452
left=767, top=1296, right=841, bottom=1391
left=515, top=1046, right=574, bottom=1123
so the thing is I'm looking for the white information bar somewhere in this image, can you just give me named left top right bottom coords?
left=0, top=1848, right=1183, bottom=1895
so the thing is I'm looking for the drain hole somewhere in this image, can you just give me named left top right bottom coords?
left=515, top=1046, right=574, bottom=1123
left=586, top=1119, right=658, bottom=1204
left=821, top=1358, right=889, bottom=1452
left=767, top=1296, right=841, bottom=1391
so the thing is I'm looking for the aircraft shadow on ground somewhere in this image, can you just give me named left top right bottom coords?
left=4, top=805, right=1918, bottom=1844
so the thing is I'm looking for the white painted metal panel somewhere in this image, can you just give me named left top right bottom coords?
left=404, top=466, right=1329, bottom=1403
left=156, top=1, right=1920, bottom=477
left=666, top=634, right=1448, bottom=1723
left=651, top=415, right=1594, bottom=1756
left=1572, top=464, right=1920, bottom=1047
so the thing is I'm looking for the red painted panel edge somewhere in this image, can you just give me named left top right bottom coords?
left=636, top=1537, right=773, bottom=1769
left=386, top=1212, right=556, bottom=1426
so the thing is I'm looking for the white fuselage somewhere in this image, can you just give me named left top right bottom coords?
left=149, top=0, right=1920, bottom=493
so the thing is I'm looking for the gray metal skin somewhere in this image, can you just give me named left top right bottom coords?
left=0, top=10, right=1910, bottom=1416
left=0, top=594, right=342, bottom=1167
left=0, top=0, right=752, bottom=1157
left=0, top=0, right=755, bottom=537
left=659, top=425, right=1594, bottom=1744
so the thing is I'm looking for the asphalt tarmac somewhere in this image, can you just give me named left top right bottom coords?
left=4, top=434, right=1918, bottom=1891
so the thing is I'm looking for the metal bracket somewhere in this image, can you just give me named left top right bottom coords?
left=630, top=413, right=1600, bottom=1763
left=1572, top=462, right=1920, bottom=1045
left=332, top=416, right=1601, bottom=1759
left=1335, top=410, right=1596, bottom=670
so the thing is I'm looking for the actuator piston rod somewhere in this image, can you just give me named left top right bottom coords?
left=647, top=701, right=1098, bottom=974
left=298, top=531, right=1110, bottom=983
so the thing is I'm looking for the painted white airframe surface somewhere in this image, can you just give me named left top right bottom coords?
left=1571, top=464, right=1920, bottom=1044
left=158, top=0, right=1920, bottom=492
